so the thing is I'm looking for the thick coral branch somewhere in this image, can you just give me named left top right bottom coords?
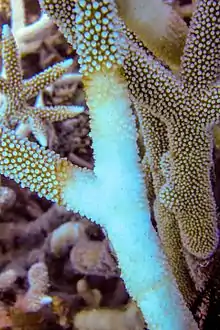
left=180, top=0, right=220, bottom=92
left=116, top=0, right=188, bottom=71
left=2, top=25, right=23, bottom=91
left=121, top=3, right=220, bottom=261
left=201, top=87, right=220, bottom=127
left=0, top=126, right=95, bottom=206
left=135, top=103, right=197, bottom=306
left=123, top=37, right=182, bottom=123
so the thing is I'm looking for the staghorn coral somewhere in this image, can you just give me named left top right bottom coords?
left=1, top=0, right=198, bottom=328
left=38, top=0, right=76, bottom=48
left=0, top=24, right=83, bottom=146
left=0, top=0, right=219, bottom=329
left=122, top=0, right=220, bottom=260
left=132, top=63, right=197, bottom=304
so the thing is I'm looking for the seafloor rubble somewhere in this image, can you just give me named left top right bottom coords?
left=0, top=0, right=219, bottom=329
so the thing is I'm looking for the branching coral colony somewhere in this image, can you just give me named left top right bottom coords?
left=0, top=0, right=219, bottom=329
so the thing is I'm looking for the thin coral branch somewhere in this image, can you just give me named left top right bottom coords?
left=2, top=25, right=23, bottom=90
left=0, top=0, right=218, bottom=328
left=123, top=36, right=182, bottom=122
left=22, top=59, right=74, bottom=99
left=0, top=25, right=83, bottom=145
left=0, top=125, right=96, bottom=205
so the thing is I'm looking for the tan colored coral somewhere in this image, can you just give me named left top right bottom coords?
left=123, top=0, right=220, bottom=260
left=116, top=0, right=188, bottom=71
left=76, top=279, right=102, bottom=308
left=74, top=301, right=145, bottom=330
left=0, top=0, right=10, bottom=17
left=0, top=25, right=83, bottom=146
left=0, top=127, right=73, bottom=204
left=133, top=79, right=196, bottom=307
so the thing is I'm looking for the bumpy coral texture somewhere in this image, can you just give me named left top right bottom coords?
left=123, top=0, right=220, bottom=259
left=0, top=127, right=72, bottom=203
left=1, top=0, right=218, bottom=328
left=0, top=25, right=83, bottom=146
left=42, top=0, right=128, bottom=74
